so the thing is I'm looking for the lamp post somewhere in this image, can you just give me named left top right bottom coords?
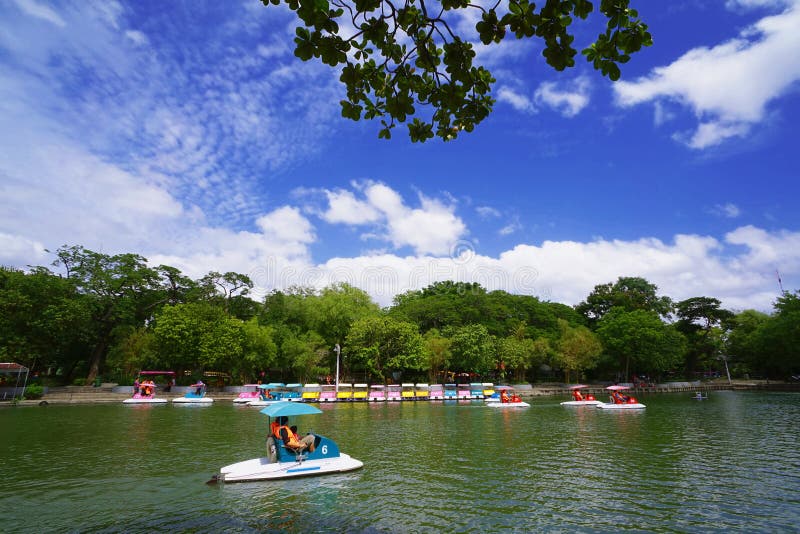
left=334, top=344, right=341, bottom=395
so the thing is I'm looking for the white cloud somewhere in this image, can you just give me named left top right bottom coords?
left=320, top=189, right=382, bottom=225
left=230, top=225, right=800, bottom=310
left=499, top=217, right=522, bottom=236
left=710, top=203, right=742, bottom=218
left=476, top=206, right=501, bottom=219
left=653, top=101, right=675, bottom=126
left=386, top=195, right=467, bottom=255
left=725, top=225, right=800, bottom=270
left=0, top=233, right=48, bottom=267
left=534, top=76, right=591, bottom=117
left=496, top=87, right=536, bottom=114
left=726, top=0, right=794, bottom=9
left=12, top=0, right=65, bottom=27
left=124, top=30, right=149, bottom=47
left=256, top=206, right=316, bottom=246
left=615, top=1, right=800, bottom=148
left=0, top=1, right=342, bottom=228
left=312, top=182, right=468, bottom=256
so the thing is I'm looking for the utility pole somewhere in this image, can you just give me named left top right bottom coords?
left=334, top=344, right=341, bottom=395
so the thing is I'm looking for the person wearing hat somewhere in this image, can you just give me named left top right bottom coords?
left=273, top=416, right=316, bottom=453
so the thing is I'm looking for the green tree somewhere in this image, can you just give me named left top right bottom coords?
left=726, top=309, right=769, bottom=377
left=153, top=302, right=244, bottom=374
left=261, top=0, right=651, bottom=141
left=281, top=330, right=328, bottom=383
left=51, top=246, right=162, bottom=383
left=346, top=316, right=425, bottom=381
left=596, top=308, right=685, bottom=381
left=445, top=324, right=495, bottom=376
left=0, top=267, right=92, bottom=376
left=552, top=318, right=602, bottom=382
left=198, top=271, right=256, bottom=319
left=105, top=326, right=157, bottom=379
left=674, top=296, right=734, bottom=376
left=238, top=318, right=278, bottom=382
left=497, top=336, right=539, bottom=382
left=751, top=291, right=800, bottom=378
left=577, top=276, right=673, bottom=326
left=422, top=328, right=451, bottom=383
left=390, top=281, right=487, bottom=332
left=313, top=282, right=381, bottom=347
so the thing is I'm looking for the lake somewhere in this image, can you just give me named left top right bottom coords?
left=1, top=391, right=798, bottom=532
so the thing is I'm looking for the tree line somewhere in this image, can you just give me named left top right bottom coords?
left=1, top=245, right=798, bottom=386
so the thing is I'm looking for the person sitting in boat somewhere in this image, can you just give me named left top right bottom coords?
left=572, top=389, right=584, bottom=401
left=133, top=378, right=140, bottom=397
left=274, top=416, right=316, bottom=453
left=611, top=391, right=629, bottom=404
left=270, top=418, right=280, bottom=439
left=501, top=390, right=510, bottom=403
left=259, top=388, right=271, bottom=401
left=195, top=380, right=205, bottom=396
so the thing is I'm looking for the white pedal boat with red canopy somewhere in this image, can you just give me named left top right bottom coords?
left=485, top=386, right=530, bottom=408
left=560, top=384, right=602, bottom=406
left=595, top=385, right=646, bottom=410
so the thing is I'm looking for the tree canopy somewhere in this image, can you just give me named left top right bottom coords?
left=260, top=0, right=652, bottom=141
left=2, top=245, right=798, bottom=385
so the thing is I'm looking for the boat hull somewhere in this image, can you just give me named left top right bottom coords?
left=486, top=401, right=530, bottom=408
left=596, top=402, right=646, bottom=410
left=215, top=454, right=363, bottom=482
left=173, top=397, right=213, bottom=404
left=122, top=398, right=167, bottom=404
left=560, top=400, right=602, bottom=406
left=246, top=399, right=283, bottom=407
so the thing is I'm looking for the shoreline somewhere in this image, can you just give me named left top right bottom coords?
left=4, top=380, right=797, bottom=407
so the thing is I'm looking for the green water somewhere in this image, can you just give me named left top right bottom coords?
left=1, top=391, right=798, bottom=532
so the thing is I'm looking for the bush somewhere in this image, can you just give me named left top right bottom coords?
left=24, top=384, right=44, bottom=399
left=72, top=378, right=85, bottom=386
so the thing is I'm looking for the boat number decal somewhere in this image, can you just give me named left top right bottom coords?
left=321, top=445, right=328, bottom=454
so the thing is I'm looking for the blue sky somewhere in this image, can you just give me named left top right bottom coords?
left=1, top=0, right=799, bottom=311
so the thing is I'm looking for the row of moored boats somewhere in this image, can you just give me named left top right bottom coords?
left=124, top=382, right=645, bottom=410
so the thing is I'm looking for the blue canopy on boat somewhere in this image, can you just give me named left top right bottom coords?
left=259, top=401, right=322, bottom=417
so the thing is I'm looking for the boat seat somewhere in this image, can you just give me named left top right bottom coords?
left=274, top=435, right=320, bottom=461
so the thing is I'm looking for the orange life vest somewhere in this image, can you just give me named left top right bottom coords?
left=276, top=425, right=302, bottom=448
left=270, top=421, right=280, bottom=439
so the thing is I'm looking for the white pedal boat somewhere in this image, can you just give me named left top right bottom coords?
left=595, top=385, right=645, bottom=410
left=212, top=436, right=363, bottom=482
left=123, top=396, right=167, bottom=404
left=560, top=399, right=603, bottom=406
left=561, top=384, right=601, bottom=406
left=485, top=385, right=529, bottom=407
left=210, top=401, right=363, bottom=483
left=172, top=383, right=213, bottom=404
left=486, top=399, right=530, bottom=408
left=233, top=384, right=262, bottom=403
left=596, top=401, right=646, bottom=410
